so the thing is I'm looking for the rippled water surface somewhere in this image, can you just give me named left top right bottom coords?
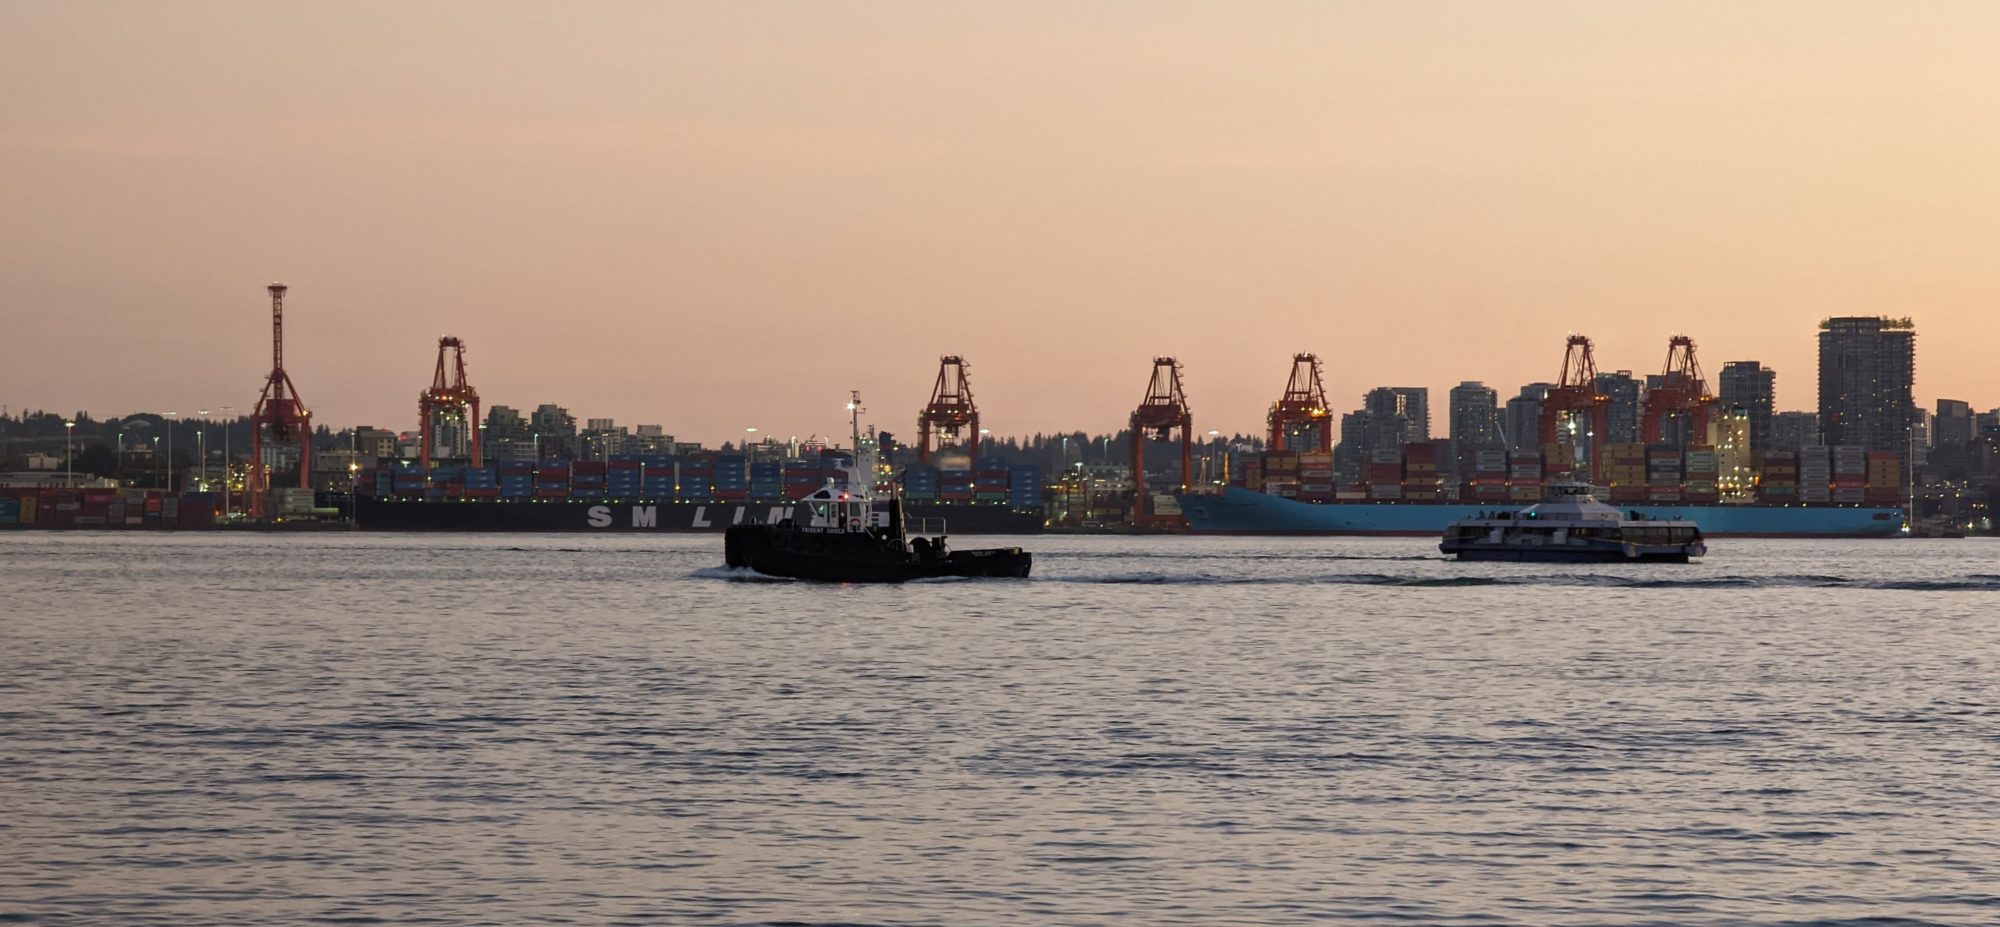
left=5, top=533, right=2000, bottom=925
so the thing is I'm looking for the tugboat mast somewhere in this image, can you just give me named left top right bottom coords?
left=849, top=390, right=864, bottom=453
left=847, top=389, right=876, bottom=492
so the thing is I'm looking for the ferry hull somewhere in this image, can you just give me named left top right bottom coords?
left=1177, top=488, right=1901, bottom=538
left=354, top=497, right=1045, bottom=535
left=1443, top=547, right=1694, bottom=563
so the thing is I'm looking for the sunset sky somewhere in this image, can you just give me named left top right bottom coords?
left=4, top=3, right=1997, bottom=444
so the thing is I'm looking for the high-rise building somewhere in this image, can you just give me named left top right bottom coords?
left=1363, top=387, right=1429, bottom=449
left=634, top=424, right=673, bottom=454
left=1334, top=410, right=1367, bottom=482
left=1818, top=316, right=1916, bottom=452
left=1770, top=411, right=1819, bottom=451
left=1504, top=383, right=1553, bottom=453
left=351, top=426, right=399, bottom=463
left=1448, top=381, right=1501, bottom=447
left=580, top=418, right=644, bottom=460
left=1717, top=361, right=1777, bottom=452
left=1594, top=371, right=1641, bottom=445
left=484, top=406, right=533, bottom=461
left=1708, top=409, right=1754, bottom=500
left=1395, top=387, right=1430, bottom=442
left=531, top=403, right=578, bottom=460
left=1935, top=399, right=1974, bottom=448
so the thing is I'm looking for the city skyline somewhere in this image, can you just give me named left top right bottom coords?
left=6, top=5, right=1999, bottom=443
left=0, top=317, right=1958, bottom=450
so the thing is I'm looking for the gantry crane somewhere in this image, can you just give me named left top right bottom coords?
left=1130, top=356, right=1193, bottom=524
left=917, top=355, right=979, bottom=462
left=1267, top=352, right=1332, bottom=453
left=248, top=283, right=312, bottom=520
left=419, top=336, right=482, bottom=469
left=1537, top=334, right=1608, bottom=480
left=1641, top=335, right=1715, bottom=447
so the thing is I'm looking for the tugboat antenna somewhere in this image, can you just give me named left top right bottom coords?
left=849, top=389, right=864, bottom=454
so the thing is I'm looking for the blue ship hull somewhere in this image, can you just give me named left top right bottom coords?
left=1176, top=488, right=1902, bottom=538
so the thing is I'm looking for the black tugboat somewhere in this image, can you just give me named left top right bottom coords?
left=723, top=484, right=1032, bottom=582
left=725, top=389, right=1031, bottom=583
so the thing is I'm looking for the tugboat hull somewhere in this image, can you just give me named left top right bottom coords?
left=724, top=525, right=1031, bottom=583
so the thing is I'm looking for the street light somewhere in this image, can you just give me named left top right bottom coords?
left=219, top=406, right=234, bottom=518
left=64, top=420, right=74, bottom=487
left=197, top=410, right=211, bottom=492
left=163, top=411, right=178, bottom=494
left=745, top=427, right=759, bottom=478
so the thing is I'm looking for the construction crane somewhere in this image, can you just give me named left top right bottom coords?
left=1130, top=356, right=1193, bottom=524
left=248, top=283, right=312, bottom=520
left=1537, top=334, right=1608, bottom=481
left=1267, top=352, right=1332, bottom=453
left=1640, top=335, right=1714, bottom=447
left=418, top=336, right=482, bottom=469
left=917, top=355, right=979, bottom=462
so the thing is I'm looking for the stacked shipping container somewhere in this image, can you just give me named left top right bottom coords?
left=1248, top=444, right=1905, bottom=508
left=0, top=487, right=214, bottom=529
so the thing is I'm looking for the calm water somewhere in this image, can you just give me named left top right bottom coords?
left=4, top=532, right=1999, bottom=926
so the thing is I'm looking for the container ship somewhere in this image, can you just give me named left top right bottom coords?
left=1175, top=442, right=1904, bottom=538
left=351, top=454, right=1046, bottom=534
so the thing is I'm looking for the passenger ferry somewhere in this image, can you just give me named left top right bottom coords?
left=1439, top=482, right=1707, bottom=563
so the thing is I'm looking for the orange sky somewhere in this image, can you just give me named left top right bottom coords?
left=4, top=3, right=1997, bottom=444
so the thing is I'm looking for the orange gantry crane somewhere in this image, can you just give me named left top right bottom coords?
left=1267, top=352, right=1332, bottom=453
left=419, top=336, right=482, bottom=469
left=1641, top=335, right=1715, bottom=447
left=248, top=283, right=312, bottom=520
left=917, top=355, right=979, bottom=463
left=1130, top=356, right=1193, bottom=524
left=1537, top=334, right=1608, bottom=481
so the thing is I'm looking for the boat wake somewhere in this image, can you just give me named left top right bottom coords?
left=689, top=565, right=796, bottom=583
left=1038, top=572, right=2000, bottom=591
